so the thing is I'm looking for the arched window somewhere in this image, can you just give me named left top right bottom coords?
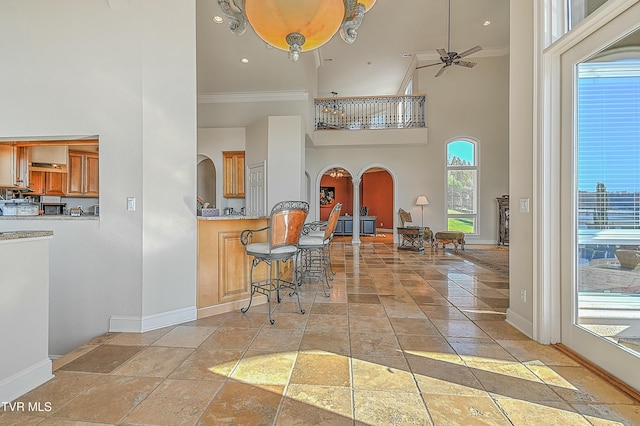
left=446, top=139, right=478, bottom=234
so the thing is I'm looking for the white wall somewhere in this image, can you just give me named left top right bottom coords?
left=507, top=0, right=535, bottom=336
left=197, top=127, right=246, bottom=212
left=267, top=116, right=305, bottom=207
left=414, top=55, right=510, bottom=244
left=0, top=0, right=197, bottom=356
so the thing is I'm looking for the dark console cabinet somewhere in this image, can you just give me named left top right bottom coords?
left=335, top=216, right=376, bottom=236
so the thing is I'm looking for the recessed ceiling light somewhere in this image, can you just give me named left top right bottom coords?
left=483, top=20, right=491, bottom=26
left=212, top=16, right=223, bottom=24
left=241, top=58, right=249, bottom=64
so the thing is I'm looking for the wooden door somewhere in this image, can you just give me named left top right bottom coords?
left=45, top=172, right=66, bottom=195
left=29, top=171, right=45, bottom=194
left=84, top=153, right=99, bottom=196
left=247, top=161, right=266, bottom=216
left=67, top=152, right=83, bottom=195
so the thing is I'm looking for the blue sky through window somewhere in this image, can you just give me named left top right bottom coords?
left=577, top=61, right=640, bottom=193
left=447, top=140, right=474, bottom=165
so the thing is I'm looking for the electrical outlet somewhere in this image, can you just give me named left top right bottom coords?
left=380, top=222, right=383, bottom=227
left=520, top=288, right=527, bottom=303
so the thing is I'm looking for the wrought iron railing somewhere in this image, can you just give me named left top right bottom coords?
left=314, top=94, right=426, bottom=131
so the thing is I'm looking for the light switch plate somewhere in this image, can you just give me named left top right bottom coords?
left=519, top=198, right=530, bottom=213
left=127, top=197, right=136, bottom=211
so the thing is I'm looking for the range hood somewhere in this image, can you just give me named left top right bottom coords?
left=30, top=146, right=68, bottom=172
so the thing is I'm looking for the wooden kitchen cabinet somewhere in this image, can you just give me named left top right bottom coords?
left=29, top=171, right=45, bottom=194
left=67, top=151, right=99, bottom=197
left=0, top=145, right=15, bottom=187
left=0, top=145, right=28, bottom=188
left=223, top=151, right=245, bottom=198
left=29, top=170, right=66, bottom=195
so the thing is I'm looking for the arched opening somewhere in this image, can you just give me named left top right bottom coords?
left=197, top=156, right=216, bottom=211
left=317, top=165, right=394, bottom=241
left=360, top=166, right=394, bottom=238
left=320, top=167, right=353, bottom=220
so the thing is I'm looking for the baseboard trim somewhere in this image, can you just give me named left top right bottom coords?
left=0, top=358, right=53, bottom=404
left=506, top=308, right=534, bottom=339
left=197, top=296, right=267, bottom=319
left=554, top=343, right=640, bottom=402
left=109, top=306, right=197, bottom=333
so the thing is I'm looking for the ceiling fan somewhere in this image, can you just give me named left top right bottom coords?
left=416, top=0, right=482, bottom=77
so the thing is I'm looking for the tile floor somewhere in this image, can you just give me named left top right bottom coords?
left=3, top=242, right=640, bottom=425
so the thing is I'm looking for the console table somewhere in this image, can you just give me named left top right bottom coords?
left=335, top=216, right=377, bottom=236
left=397, top=227, right=431, bottom=251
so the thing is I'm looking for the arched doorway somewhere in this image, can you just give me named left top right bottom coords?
left=197, top=156, right=216, bottom=210
left=316, top=164, right=395, bottom=242
left=360, top=167, right=394, bottom=237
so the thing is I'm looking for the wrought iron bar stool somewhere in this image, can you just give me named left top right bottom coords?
left=240, top=200, right=309, bottom=324
left=298, top=202, right=342, bottom=296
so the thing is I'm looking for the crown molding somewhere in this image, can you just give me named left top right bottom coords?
left=198, top=91, right=309, bottom=104
left=415, top=46, right=510, bottom=62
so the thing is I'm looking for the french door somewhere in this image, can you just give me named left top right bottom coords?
left=559, top=2, right=640, bottom=390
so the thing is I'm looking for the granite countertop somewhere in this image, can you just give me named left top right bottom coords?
left=0, top=230, right=54, bottom=241
left=197, top=215, right=268, bottom=221
left=0, top=215, right=99, bottom=220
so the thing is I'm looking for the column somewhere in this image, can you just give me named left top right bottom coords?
left=352, top=177, right=361, bottom=244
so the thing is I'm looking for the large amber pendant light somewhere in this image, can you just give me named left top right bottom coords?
left=218, top=0, right=377, bottom=61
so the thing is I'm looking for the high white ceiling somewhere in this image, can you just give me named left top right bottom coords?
left=196, top=0, right=510, bottom=98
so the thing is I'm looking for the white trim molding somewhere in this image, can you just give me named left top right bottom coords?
left=109, top=306, right=197, bottom=333
left=198, top=91, right=309, bottom=104
left=506, top=308, right=534, bottom=339
left=0, top=358, right=53, bottom=405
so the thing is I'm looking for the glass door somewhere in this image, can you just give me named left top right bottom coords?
left=560, top=4, right=640, bottom=390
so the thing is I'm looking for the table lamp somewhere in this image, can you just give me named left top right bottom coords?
left=416, top=195, right=429, bottom=227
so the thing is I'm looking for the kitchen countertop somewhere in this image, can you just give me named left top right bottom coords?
left=197, top=215, right=269, bottom=221
left=0, top=215, right=99, bottom=220
left=0, top=230, right=53, bottom=242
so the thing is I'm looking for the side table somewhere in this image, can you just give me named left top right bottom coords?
left=397, top=227, right=432, bottom=251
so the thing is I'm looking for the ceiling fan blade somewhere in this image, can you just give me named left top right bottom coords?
left=457, top=45, right=482, bottom=59
left=435, top=66, right=447, bottom=77
left=436, top=48, right=448, bottom=59
left=416, top=62, right=442, bottom=70
left=455, top=60, right=476, bottom=68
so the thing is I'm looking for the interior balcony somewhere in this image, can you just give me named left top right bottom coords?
left=312, top=94, right=428, bottom=147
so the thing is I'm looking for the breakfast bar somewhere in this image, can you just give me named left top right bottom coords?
left=197, top=216, right=270, bottom=318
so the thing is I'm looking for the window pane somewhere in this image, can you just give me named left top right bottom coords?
left=569, top=0, right=609, bottom=30
left=447, top=170, right=477, bottom=214
left=447, top=141, right=475, bottom=166
left=575, top=57, right=640, bottom=360
left=448, top=216, right=475, bottom=233
left=577, top=61, right=640, bottom=231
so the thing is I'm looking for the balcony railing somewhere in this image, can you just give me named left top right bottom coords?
left=314, top=94, right=426, bottom=131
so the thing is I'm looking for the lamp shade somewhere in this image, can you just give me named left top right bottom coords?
left=245, top=0, right=346, bottom=52
left=416, top=196, right=429, bottom=206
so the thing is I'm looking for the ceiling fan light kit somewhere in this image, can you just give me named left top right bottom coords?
left=217, top=0, right=376, bottom=62
left=417, top=0, right=482, bottom=77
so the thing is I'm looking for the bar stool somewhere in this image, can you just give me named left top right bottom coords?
left=298, top=202, right=342, bottom=296
left=240, top=200, right=309, bottom=324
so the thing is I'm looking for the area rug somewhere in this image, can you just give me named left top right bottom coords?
left=454, top=246, right=509, bottom=275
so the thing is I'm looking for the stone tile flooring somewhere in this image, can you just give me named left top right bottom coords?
left=3, top=242, right=640, bottom=425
